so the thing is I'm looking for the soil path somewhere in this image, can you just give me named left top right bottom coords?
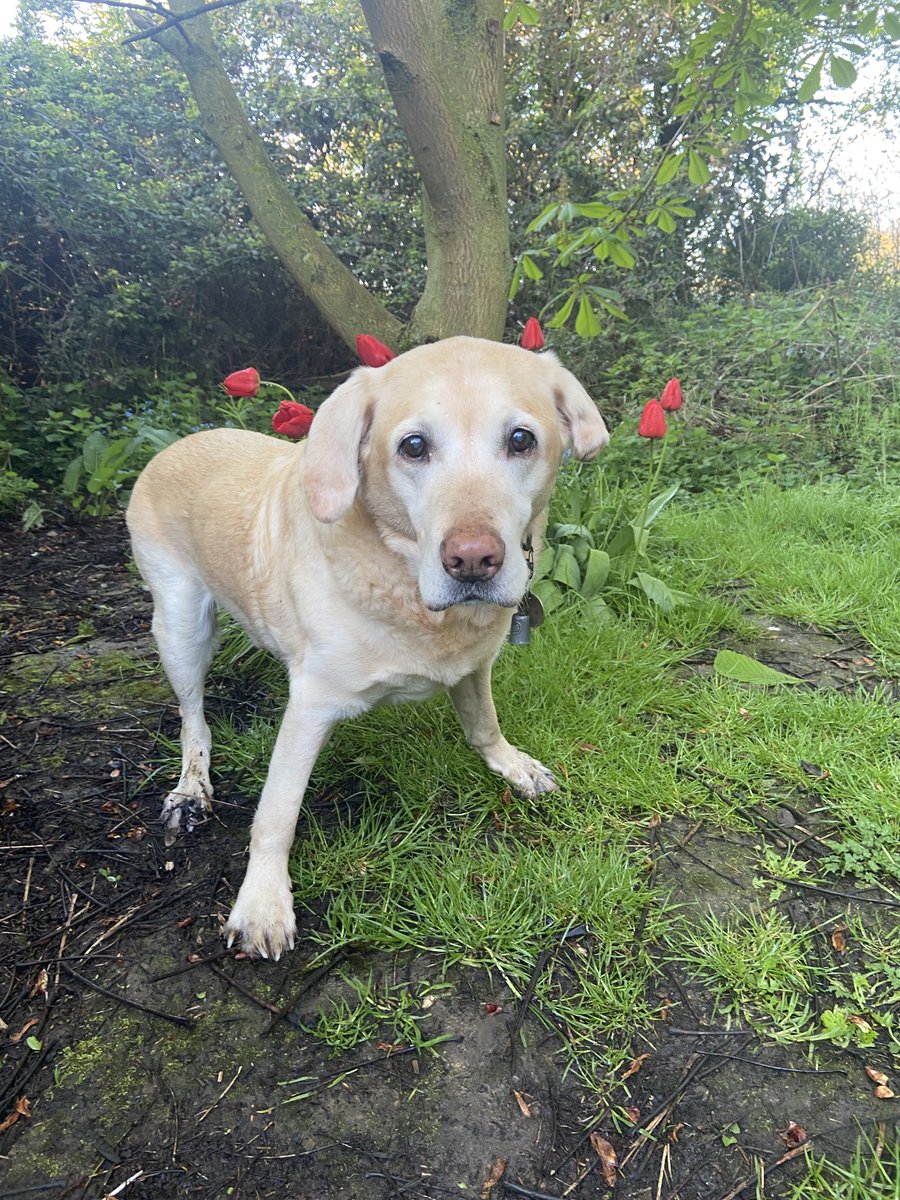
left=1, top=517, right=895, bottom=1199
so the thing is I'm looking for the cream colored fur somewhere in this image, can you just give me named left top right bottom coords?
left=126, top=336, right=608, bottom=957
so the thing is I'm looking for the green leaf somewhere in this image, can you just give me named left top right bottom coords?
left=885, top=11, right=900, bottom=39
left=606, top=239, right=636, bottom=269
left=580, top=595, right=615, bottom=625
left=62, top=456, right=83, bottom=496
left=526, top=203, right=561, bottom=234
left=547, top=290, right=577, bottom=328
left=572, top=201, right=614, bottom=219
left=633, top=572, right=690, bottom=612
left=521, top=254, right=544, bottom=281
left=657, top=210, right=677, bottom=233
left=713, top=649, right=802, bottom=686
left=533, top=545, right=556, bottom=581
left=551, top=544, right=582, bottom=589
left=531, top=578, right=565, bottom=615
left=82, top=429, right=110, bottom=474
left=575, top=293, right=601, bottom=338
left=606, top=524, right=636, bottom=559
left=552, top=522, right=592, bottom=540
left=687, top=149, right=712, bottom=186
left=580, top=548, right=611, bottom=598
left=656, top=153, right=682, bottom=185
left=829, top=54, right=858, bottom=87
left=642, top=484, right=681, bottom=529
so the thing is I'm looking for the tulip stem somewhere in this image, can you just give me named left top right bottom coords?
left=630, top=435, right=668, bottom=582
left=259, top=381, right=298, bottom=402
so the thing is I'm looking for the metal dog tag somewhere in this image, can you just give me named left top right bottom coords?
left=508, top=610, right=531, bottom=644
left=525, top=593, right=545, bottom=629
left=508, top=594, right=545, bottom=645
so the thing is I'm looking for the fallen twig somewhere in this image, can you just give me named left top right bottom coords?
left=205, top=960, right=282, bottom=1014
left=196, top=1066, right=241, bottom=1123
left=59, top=963, right=195, bottom=1029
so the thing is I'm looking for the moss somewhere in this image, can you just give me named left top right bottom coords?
left=5, top=645, right=170, bottom=719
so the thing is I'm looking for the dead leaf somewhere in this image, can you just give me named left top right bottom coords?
left=578, top=742, right=601, bottom=753
left=589, top=1131, right=618, bottom=1187
left=9, top=1018, right=39, bottom=1044
left=865, top=1066, right=889, bottom=1086
left=738, top=706, right=751, bottom=719
left=648, top=813, right=661, bottom=828
left=29, top=970, right=48, bottom=999
left=624, top=1106, right=640, bottom=1124
left=484, top=1002, right=501, bottom=1015
left=874, top=1085, right=896, bottom=1099
left=375, top=1041, right=405, bottom=1053
left=621, top=1053, right=651, bottom=1080
left=0, top=1096, right=32, bottom=1133
left=669, top=1122, right=685, bottom=1143
left=848, top=1015, right=873, bottom=1033
left=779, top=1121, right=808, bottom=1147
left=480, top=1157, right=507, bottom=1200
left=512, top=1089, right=532, bottom=1118
left=831, top=925, right=847, bottom=954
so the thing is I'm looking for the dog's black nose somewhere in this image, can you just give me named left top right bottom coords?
left=440, top=530, right=505, bottom=582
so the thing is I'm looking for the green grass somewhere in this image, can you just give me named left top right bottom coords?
left=660, top=482, right=900, bottom=670
left=788, top=1130, right=900, bottom=1199
left=189, top=474, right=900, bottom=1102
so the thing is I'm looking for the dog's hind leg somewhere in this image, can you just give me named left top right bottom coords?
left=140, top=551, right=219, bottom=843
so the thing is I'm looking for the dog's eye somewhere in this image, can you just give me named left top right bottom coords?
left=399, top=434, right=429, bottom=460
left=509, top=427, right=536, bottom=455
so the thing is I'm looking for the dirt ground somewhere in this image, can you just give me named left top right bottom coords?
left=1, top=515, right=897, bottom=1199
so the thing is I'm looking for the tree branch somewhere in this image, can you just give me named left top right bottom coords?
left=132, top=0, right=402, bottom=350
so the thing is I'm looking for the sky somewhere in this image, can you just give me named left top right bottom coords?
left=1, top=0, right=896, bottom=224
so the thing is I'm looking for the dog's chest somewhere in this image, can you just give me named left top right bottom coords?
left=361, top=673, right=446, bottom=708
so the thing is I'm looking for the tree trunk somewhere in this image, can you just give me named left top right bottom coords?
left=141, top=0, right=510, bottom=348
left=140, top=0, right=402, bottom=354
left=360, top=0, right=511, bottom=342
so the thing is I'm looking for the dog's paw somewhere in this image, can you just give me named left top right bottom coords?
left=224, top=879, right=297, bottom=960
left=500, top=749, right=558, bottom=800
left=160, top=783, right=212, bottom=846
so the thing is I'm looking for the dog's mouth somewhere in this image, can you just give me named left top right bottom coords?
left=424, top=578, right=522, bottom=612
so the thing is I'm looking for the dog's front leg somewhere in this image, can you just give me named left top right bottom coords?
left=224, top=686, right=335, bottom=959
left=449, top=663, right=557, bottom=799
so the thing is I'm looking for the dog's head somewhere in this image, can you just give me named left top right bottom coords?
left=301, top=336, right=608, bottom=611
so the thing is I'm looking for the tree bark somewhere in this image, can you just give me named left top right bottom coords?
left=140, top=0, right=403, bottom=353
left=360, top=0, right=510, bottom=341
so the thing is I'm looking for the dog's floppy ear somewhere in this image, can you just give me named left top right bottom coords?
left=544, top=354, right=609, bottom=461
left=301, top=370, right=372, bottom=523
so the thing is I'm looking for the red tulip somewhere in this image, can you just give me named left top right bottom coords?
left=221, top=368, right=260, bottom=397
left=272, top=400, right=315, bottom=439
left=660, top=377, right=683, bottom=411
left=356, top=334, right=396, bottom=368
left=638, top=398, right=667, bottom=439
left=520, top=317, right=544, bottom=351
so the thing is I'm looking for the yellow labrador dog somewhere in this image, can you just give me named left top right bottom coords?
left=127, top=337, right=608, bottom=958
